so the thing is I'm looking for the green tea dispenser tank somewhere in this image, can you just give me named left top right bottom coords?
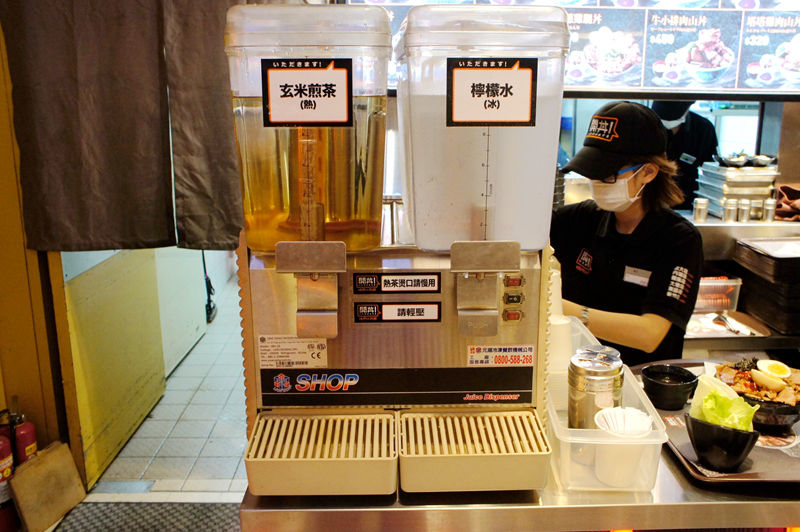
left=395, top=6, right=569, bottom=251
left=225, top=5, right=391, bottom=252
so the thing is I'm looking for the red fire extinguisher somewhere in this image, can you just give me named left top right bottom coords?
left=9, top=414, right=36, bottom=467
left=0, top=434, right=19, bottom=532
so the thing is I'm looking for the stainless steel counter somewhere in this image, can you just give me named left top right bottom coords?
left=682, top=211, right=800, bottom=261
left=239, top=449, right=800, bottom=531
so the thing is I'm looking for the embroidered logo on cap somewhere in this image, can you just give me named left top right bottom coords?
left=587, top=115, right=620, bottom=142
left=576, top=248, right=593, bottom=274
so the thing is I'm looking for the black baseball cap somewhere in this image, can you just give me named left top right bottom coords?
left=562, top=101, right=668, bottom=180
left=652, top=100, right=694, bottom=120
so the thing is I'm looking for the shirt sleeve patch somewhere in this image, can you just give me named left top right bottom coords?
left=666, top=266, right=693, bottom=303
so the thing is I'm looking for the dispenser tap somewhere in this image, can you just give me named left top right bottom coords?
left=275, top=241, right=346, bottom=338
left=450, top=241, right=521, bottom=337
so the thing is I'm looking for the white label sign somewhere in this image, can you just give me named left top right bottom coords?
left=262, top=58, right=352, bottom=126
left=382, top=303, right=440, bottom=321
left=258, top=335, right=328, bottom=369
left=467, top=345, right=535, bottom=366
left=448, top=58, right=538, bottom=126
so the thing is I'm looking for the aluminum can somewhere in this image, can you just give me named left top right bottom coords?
left=568, top=346, right=623, bottom=429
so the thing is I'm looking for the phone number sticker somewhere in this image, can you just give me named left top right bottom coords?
left=258, top=335, right=328, bottom=369
left=467, top=345, right=534, bottom=366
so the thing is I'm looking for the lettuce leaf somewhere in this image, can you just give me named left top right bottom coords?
left=694, top=390, right=759, bottom=431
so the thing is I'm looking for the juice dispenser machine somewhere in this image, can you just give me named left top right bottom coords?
left=225, top=4, right=569, bottom=497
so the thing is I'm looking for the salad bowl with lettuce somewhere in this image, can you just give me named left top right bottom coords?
left=685, top=375, right=760, bottom=471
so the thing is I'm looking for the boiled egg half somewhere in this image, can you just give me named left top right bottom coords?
left=756, top=359, right=792, bottom=380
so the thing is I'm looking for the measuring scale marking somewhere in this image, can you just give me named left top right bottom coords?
left=481, top=127, right=495, bottom=241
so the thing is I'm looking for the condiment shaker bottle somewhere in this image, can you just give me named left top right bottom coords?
left=693, top=198, right=708, bottom=222
left=764, top=198, right=777, bottom=222
left=568, top=346, right=623, bottom=429
left=738, top=199, right=751, bottom=222
left=723, top=199, right=738, bottom=222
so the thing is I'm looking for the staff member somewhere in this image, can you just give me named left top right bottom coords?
left=552, top=101, right=703, bottom=367
left=651, top=100, right=719, bottom=211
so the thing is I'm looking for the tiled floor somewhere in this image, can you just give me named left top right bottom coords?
left=87, top=276, right=246, bottom=503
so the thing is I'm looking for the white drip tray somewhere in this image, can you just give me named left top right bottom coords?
left=245, top=412, right=398, bottom=496
left=399, top=409, right=551, bottom=492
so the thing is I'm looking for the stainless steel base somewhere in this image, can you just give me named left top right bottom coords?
left=239, top=450, right=800, bottom=531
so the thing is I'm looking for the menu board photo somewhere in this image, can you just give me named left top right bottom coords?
left=738, top=12, right=800, bottom=90
left=645, top=10, right=742, bottom=89
left=566, top=9, right=647, bottom=87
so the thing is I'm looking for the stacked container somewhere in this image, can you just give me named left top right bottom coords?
left=395, top=6, right=569, bottom=251
left=225, top=5, right=391, bottom=251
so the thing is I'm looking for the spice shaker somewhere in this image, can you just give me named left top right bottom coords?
left=723, top=199, right=738, bottom=222
left=738, top=199, right=751, bottom=222
left=568, top=346, right=623, bottom=429
left=764, top=198, right=777, bottom=222
left=693, top=198, right=708, bottom=222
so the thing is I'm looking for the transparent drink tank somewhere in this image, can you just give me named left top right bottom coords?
left=396, top=6, right=569, bottom=251
left=225, top=6, right=391, bottom=251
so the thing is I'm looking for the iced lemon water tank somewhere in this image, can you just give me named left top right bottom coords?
left=225, top=5, right=390, bottom=251
left=396, top=6, right=569, bottom=251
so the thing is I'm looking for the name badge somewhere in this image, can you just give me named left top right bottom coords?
left=623, top=266, right=651, bottom=287
left=679, top=152, right=697, bottom=165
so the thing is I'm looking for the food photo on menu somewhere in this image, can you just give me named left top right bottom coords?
left=721, top=0, right=796, bottom=8
left=738, top=21, right=800, bottom=90
left=620, top=0, right=720, bottom=7
left=645, top=9, right=742, bottom=89
left=564, top=10, right=646, bottom=87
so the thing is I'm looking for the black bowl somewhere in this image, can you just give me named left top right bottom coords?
left=641, top=364, right=699, bottom=410
left=685, top=413, right=760, bottom=472
left=742, top=395, right=800, bottom=433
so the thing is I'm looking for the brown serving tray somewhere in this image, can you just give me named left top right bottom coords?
left=633, top=360, right=800, bottom=484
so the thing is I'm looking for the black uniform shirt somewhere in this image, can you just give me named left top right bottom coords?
left=667, top=111, right=718, bottom=210
left=550, top=200, right=704, bottom=367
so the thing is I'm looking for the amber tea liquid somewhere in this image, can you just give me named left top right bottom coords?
left=232, top=96, right=386, bottom=251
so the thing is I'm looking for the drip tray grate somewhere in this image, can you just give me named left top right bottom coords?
left=399, top=410, right=551, bottom=492
left=245, top=412, right=398, bottom=496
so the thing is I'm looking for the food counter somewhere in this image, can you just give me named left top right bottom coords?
left=239, top=449, right=800, bottom=531
left=685, top=212, right=800, bottom=261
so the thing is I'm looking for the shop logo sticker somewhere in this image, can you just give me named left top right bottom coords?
left=587, top=115, right=620, bottom=142
left=273, top=373, right=292, bottom=393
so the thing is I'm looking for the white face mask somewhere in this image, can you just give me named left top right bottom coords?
left=661, top=112, right=688, bottom=130
left=590, top=167, right=647, bottom=212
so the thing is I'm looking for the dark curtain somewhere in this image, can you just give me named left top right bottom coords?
left=0, top=0, right=243, bottom=251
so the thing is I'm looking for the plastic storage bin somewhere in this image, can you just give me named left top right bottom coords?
left=694, top=277, right=742, bottom=313
left=395, top=6, right=569, bottom=251
left=225, top=5, right=391, bottom=252
left=546, top=365, right=668, bottom=492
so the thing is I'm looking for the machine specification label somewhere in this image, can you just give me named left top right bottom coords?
left=447, top=57, right=538, bottom=127
left=261, top=58, right=353, bottom=127
left=467, top=345, right=534, bottom=367
left=258, top=334, right=328, bottom=369
left=353, top=272, right=440, bottom=294
left=354, top=302, right=441, bottom=323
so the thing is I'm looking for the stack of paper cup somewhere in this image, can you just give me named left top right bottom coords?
left=549, top=269, right=563, bottom=317
left=593, top=407, right=652, bottom=488
left=548, top=314, right=573, bottom=373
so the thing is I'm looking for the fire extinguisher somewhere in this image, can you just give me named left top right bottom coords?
left=0, top=432, right=18, bottom=532
left=9, top=414, right=36, bottom=467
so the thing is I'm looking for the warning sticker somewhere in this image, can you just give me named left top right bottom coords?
left=258, top=335, right=328, bottom=369
left=467, top=345, right=534, bottom=367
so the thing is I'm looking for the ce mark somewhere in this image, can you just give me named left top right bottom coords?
left=310, top=351, right=323, bottom=360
